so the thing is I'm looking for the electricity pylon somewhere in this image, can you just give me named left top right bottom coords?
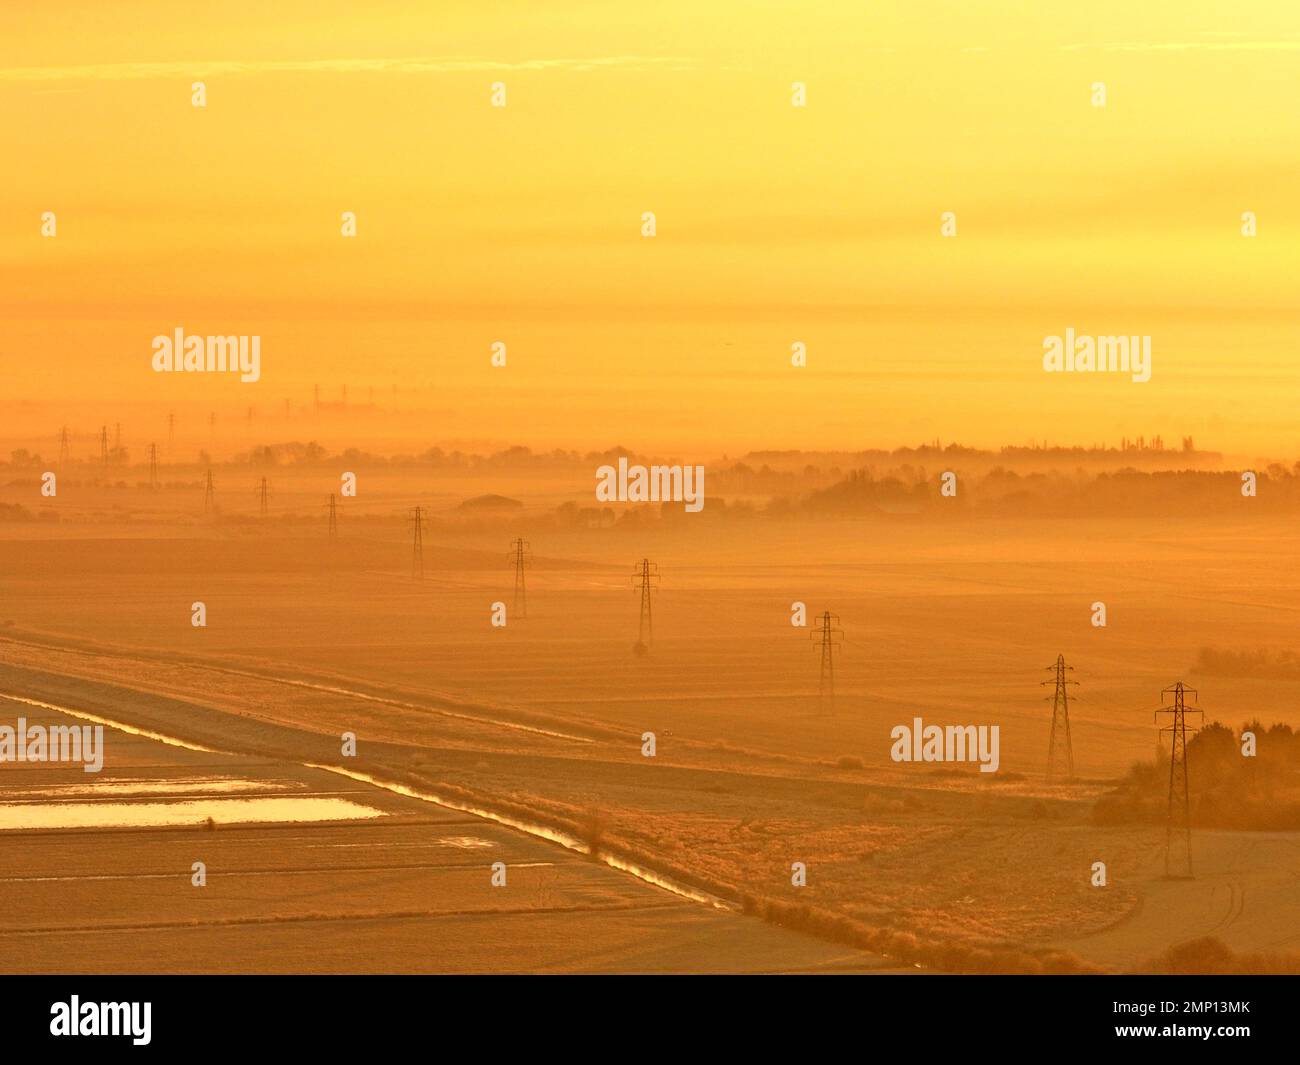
left=148, top=443, right=158, bottom=489
left=204, top=469, right=215, bottom=513
left=99, top=425, right=109, bottom=469
left=632, top=559, right=659, bottom=652
left=1156, top=682, right=1203, bottom=879
left=811, top=611, right=843, bottom=714
left=509, top=538, right=531, bottom=618
left=327, top=493, right=338, bottom=542
left=1041, top=654, right=1078, bottom=781
left=409, top=506, right=425, bottom=579
left=257, top=477, right=269, bottom=519
left=58, top=427, right=70, bottom=468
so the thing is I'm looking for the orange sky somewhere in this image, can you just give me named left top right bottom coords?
left=2, top=2, right=1299, bottom=453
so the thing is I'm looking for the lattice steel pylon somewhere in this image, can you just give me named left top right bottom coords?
left=631, top=559, right=659, bottom=652
left=811, top=611, right=843, bottom=715
left=1041, top=654, right=1079, bottom=781
left=1156, top=681, right=1203, bottom=878
left=326, top=493, right=337, bottom=541
left=509, top=538, right=531, bottom=618
left=409, top=506, right=425, bottom=580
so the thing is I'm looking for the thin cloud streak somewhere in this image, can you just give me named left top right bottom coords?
left=1060, top=41, right=1300, bottom=53
left=0, top=55, right=695, bottom=83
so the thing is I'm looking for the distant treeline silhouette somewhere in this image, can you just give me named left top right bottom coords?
left=6, top=438, right=1222, bottom=478
left=770, top=465, right=1300, bottom=517
left=1094, top=721, right=1300, bottom=831
left=1194, top=645, right=1300, bottom=680
left=13, top=439, right=1300, bottom=526
left=4, top=442, right=663, bottom=473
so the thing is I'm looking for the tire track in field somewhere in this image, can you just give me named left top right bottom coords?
left=0, top=632, right=599, bottom=744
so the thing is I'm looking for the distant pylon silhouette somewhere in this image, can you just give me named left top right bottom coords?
left=204, top=469, right=215, bottom=513
left=409, top=506, right=425, bottom=579
left=509, top=538, right=531, bottom=618
left=257, top=477, right=269, bottom=519
left=1156, top=682, right=1203, bottom=878
left=58, top=426, right=70, bottom=468
left=327, top=493, right=338, bottom=542
left=811, top=611, right=843, bottom=714
left=1041, top=654, right=1078, bottom=781
left=632, top=559, right=659, bottom=652
left=148, top=443, right=158, bottom=489
left=99, top=425, right=109, bottom=469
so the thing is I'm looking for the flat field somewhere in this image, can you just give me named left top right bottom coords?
left=3, top=493, right=1299, bottom=971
